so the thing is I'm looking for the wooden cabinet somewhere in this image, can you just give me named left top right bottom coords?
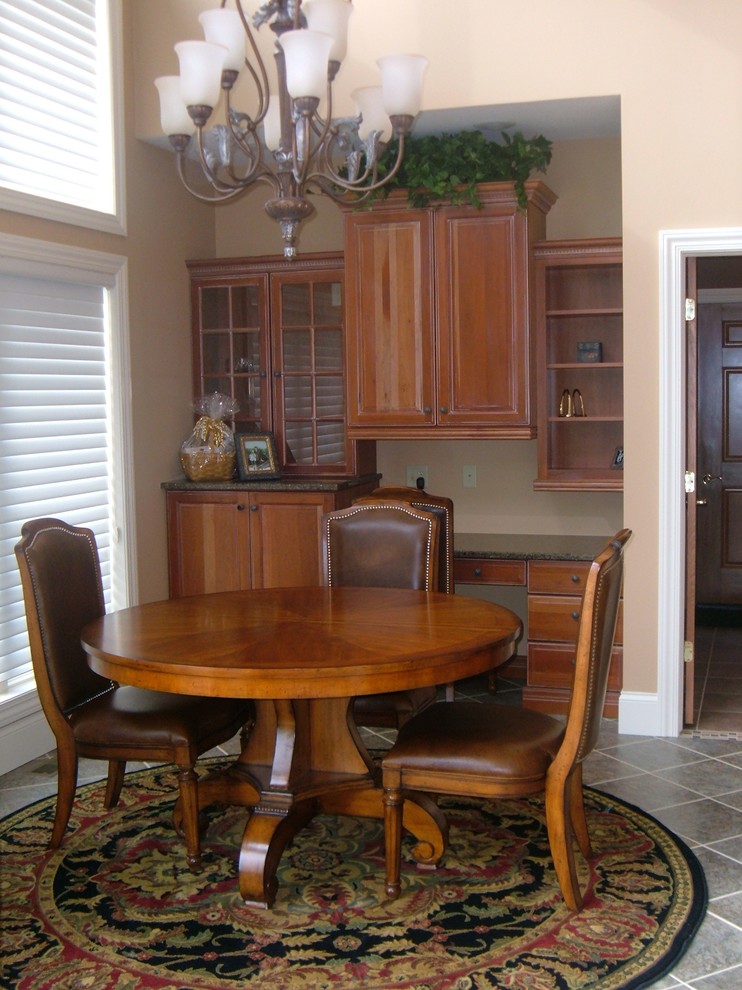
left=453, top=543, right=622, bottom=717
left=165, top=483, right=377, bottom=598
left=188, top=254, right=376, bottom=478
left=533, top=238, right=623, bottom=490
left=343, top=181, right=556, bottom=439
left=524, top=560, right=623, bottom=717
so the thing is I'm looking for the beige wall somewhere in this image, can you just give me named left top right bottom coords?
left=8, top=0, right=742, bottom=707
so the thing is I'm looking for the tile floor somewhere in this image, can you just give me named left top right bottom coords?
left=693, top=624, right=742, bottom=735
left=3, top=670, right=742, bottom=989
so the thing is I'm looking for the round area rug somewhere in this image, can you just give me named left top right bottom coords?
left=0, top=759, right=706, bottom=990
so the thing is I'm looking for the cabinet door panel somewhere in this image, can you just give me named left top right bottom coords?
left=344, top=209, right=435, bottom=427
left=167, top=495, right=250, bottom=597
left=437, top=207, right=530, bottom=425
left=249, top=492, right=334, bottom=588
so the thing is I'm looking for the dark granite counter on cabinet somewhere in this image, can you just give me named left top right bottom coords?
left=454, top=533, right=609, bottom=563
left=161, top=474, right=381, bottom=494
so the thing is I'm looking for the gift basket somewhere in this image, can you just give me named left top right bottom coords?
left=180, top=392, right=238, bottom=481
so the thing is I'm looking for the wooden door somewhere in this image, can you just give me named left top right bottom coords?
left=343, top=205, right=436, bottom=429
left=435, top=201, right=531, bottom=430
left=166, top=492, right=251, bottom=597
left=696, top=301, right=742, bottom=604
left=248, top=491, right=335, bottom=588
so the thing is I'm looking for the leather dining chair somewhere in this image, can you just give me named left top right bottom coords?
left=354, top=486, right=454, bottom=595
left=14, top=517, right=255, bottom=871
left=354, top=485, right=457, bottom=701
left=382, top=528, right=632, bottom=910
left=321, top=500, right=441, bottom=729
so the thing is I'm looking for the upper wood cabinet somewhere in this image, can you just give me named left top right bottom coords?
left=342, top=181, right=557, bottom=439
left=187, top=254, right=376, bottom=477
left=532, top=238, right=623, bottom=490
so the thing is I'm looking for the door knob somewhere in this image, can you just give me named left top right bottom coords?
left=696, top=498, right=708, bottom=506
left=701, top=474, right=722, bottom=485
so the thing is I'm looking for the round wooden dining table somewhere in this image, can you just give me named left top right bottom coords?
left=82, top=585, right=522, bottom=908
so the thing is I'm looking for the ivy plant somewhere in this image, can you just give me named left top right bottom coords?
left=377, top=130, right=553, bottom=210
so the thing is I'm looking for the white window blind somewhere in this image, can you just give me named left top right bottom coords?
left=0, top=272, right=115, bottom=693
left=0, top=0, right=125, bottom=233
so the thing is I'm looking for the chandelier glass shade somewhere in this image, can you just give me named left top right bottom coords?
left=155, top=0, right=428, bottom=258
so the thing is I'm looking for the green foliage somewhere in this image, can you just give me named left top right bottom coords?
left=379, top=130, right=552, bottom=210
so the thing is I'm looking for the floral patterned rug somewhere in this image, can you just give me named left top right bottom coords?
left=1, top=759, right=706, bottom=990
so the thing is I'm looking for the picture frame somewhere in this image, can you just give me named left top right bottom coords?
left=236, top=432, right=280, bottom=479
left=610, top=446, right=624, bottom=470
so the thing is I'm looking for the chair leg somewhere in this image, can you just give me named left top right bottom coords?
left=176, top=765, right=202, bottom=872
left=545, top=777, right=583, bottom=911
left=103, top=760, right=126, bottom=809
left=568, top=765, right=592, bottom=859
left=383, top=785, right=404, bottom=899
left=51, top=744, right=78, bottom=849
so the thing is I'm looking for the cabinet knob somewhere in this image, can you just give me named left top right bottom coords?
left=423, top=406, right=432, bottom=415
left=473, top=567, right=481, bottom=577
left=250, top=504, right=259, bottom=511
left=273, top=370, right=282, bottom=378
left=440, top=406, right=448, bottom=415
left=571, top=574, right=580, bottom=583
left=236, top=504, right=245, bottom=511
left=260, top=371, right=267, bottom=378
left=571, top=610, right=580, bottom=621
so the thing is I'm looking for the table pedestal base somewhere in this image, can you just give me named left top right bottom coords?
left=184, top=697, right=449, bottom=907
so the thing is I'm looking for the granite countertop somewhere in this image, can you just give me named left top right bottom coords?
left=454, top=533, right=610, bottom=562
left=161, top=474, right=381, bottom=494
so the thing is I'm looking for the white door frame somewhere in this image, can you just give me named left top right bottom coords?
left=659, top=228, right=742, bottom=736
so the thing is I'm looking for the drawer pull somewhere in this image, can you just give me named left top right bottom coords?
left=571, top=574, right=580, bottom=583
left=236, top=504, right=245, bottom=511
left=473, top=567, right=481, bottom=577
left=571, top=611, right=580, bottom=621
left=250, top=504, right=259, bottom=512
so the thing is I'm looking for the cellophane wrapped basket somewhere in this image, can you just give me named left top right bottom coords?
left=180, top=393, right=238, bottom=481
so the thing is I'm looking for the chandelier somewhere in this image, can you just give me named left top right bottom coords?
left=155, top=0, right=428, bottom=259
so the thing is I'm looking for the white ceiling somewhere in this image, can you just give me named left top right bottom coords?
left=415, top=95, right=621, bottom=142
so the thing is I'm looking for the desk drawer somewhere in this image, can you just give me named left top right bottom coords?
left=528, top=596, right=623, bottom=644
left=454, top=558, right=527, bottom=586
left=527, top=643, right=622, bottom=690
left=528, top=560, right=592, bottom=594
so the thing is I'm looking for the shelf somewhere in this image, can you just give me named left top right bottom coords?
left=547, top=416, right=623, bottom=423
left=547, top=362, right=623, bottom=370
left=545, top=308, right=623, bottom=318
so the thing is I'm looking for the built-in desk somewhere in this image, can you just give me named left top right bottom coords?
left=454, top=534, right=622, bottom=717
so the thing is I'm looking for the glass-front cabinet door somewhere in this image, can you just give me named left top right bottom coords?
left=188, top=255, right=375, bottom=478
left=194, top=275, right=270, bottom=433
left=271, top=269, right=348, bottom=473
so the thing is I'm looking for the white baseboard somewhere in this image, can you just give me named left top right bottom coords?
left=618, top=691, right=672, bottom=737
left=0, top=692, right=54, bottom=776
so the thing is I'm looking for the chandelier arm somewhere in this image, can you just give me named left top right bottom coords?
left=175, top=150, right=250, bottom=203
left=223, top=88, right=268, bottom=178
left=233, top=0, right=270, bottom=124
left=307, top=133, right=408, bottom=195
left=191, top=126, right=278, bottom=196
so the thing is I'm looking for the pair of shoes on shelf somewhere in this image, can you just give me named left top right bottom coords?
left=558, top=388, right=587, bottom=417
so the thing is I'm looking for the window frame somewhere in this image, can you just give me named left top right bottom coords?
left=0, top=231, right=137, bottom=711
left=0, top=0, right=126, bottom=235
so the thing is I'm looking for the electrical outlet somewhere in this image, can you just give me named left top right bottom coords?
left=463, top=465, right=477, bottom=488
left=405, top=465, right=429, bottom=490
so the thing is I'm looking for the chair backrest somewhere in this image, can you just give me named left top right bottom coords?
left=15, top=518, right=112, bottom=723
left=322, top=501, right=440, bottom=591
left=560, top=528, right=632, bottom=768
left=354, top=486, right=454, bottom=594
